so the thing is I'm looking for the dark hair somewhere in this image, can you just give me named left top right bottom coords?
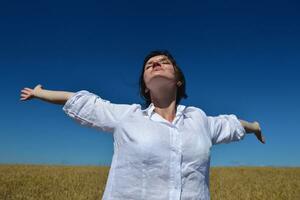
left=139, top=50, right=188, bottom=107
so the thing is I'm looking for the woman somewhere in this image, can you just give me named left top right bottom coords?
left=20, top=50, right=265, bottom=200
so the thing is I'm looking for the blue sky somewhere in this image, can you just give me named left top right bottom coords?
left=0, top=0, right=299, bottom=167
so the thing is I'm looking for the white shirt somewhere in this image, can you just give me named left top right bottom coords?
left=63, top=90, right=246, bottom=200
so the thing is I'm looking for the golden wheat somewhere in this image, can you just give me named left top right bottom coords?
left=0, top=165, right=299, bottom=200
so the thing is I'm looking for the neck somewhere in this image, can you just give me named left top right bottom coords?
left=150, top=89, right=177, bottom=123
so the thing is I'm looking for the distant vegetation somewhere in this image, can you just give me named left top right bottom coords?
left=0, top=165, right=299, bottom=199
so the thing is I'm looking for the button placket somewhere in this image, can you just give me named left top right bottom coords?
left=174, top=127, right=182, bottom=191
left=169, top=126, right=182, bottom=199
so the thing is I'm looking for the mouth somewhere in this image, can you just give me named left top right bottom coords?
left=153, top=67, right=163, bottom=71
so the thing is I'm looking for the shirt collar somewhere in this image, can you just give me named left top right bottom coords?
left=142, top=103, right=186, bottom=118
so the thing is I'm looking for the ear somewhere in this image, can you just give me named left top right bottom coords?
left=177, top=81, right=182, bottom=87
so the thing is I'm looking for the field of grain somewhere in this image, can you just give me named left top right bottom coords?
left=0, top=165, right=299, bottom=200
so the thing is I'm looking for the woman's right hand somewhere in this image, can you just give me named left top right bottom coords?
left=20, top=84, right=43, bottom=101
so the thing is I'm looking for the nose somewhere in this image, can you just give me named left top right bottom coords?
left=152, top=61, right=161, bottom=68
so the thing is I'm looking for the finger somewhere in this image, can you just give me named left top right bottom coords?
left=255, top=132, right=265, bottom=144
left=24, top=88, right=33, bottom=91
left=259, top=134, right=265, bottom=144
left=261, top=135, right=266, bottom=144
left=20, top=94, right=30, bottom=98
left=21, top=89, right=31, bottom=94
left=20, top=95, right=32, bottom=100
left=22, top=89, right=33, bottom=94
left=21, top=90, right=31, bottom=95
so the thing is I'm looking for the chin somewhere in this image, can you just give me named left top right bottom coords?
left=146, top=76, right=176, bottom=90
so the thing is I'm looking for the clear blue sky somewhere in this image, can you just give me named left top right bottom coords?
left=0, top=0, right=299, bottom=167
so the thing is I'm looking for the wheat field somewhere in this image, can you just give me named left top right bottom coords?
left=0, top=165, right=299, bottom=200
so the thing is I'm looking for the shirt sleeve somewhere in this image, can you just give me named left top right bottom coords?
left=207, top=114, right=246, bottom=145
left=62, top=90, right=135, bottom=133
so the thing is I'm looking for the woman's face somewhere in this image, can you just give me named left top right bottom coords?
left=143, top=55, right=177, bottom=92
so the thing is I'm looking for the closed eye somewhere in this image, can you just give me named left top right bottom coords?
left=145, top=59, right=171, bottom=69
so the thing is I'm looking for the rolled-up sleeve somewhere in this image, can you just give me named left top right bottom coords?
left=207, top=114, right=246, bottom=145
left=63, top=90, right=134, bottom=133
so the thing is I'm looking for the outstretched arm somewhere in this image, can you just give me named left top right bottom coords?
left=239, top=119, right=266, bottom=144
left=20, top=84, right=75, bottom=105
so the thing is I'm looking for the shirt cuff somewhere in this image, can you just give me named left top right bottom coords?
left=62, top=90, right=90, bottom=114
left=228, top=114, right=246, bottom=140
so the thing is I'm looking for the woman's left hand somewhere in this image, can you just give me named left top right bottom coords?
left=253, top=121, right=266, bottom=144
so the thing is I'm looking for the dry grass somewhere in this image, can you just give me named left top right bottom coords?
left=210, top=167, right=300, bottom=200
left=0, top=165, right=299, bottom=199
left=0, top=165, right=108, bottom=200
